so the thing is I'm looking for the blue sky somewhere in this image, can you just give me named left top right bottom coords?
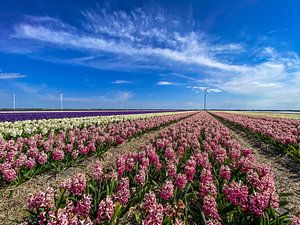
left=0, top=0, right=300, bottom=109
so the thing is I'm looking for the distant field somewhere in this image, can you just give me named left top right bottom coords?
left=0, top=110, right=179, bottom=122
left=218, top=110, right=300, bottom=119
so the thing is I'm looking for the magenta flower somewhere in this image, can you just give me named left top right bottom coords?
left=97, top=196, right=115, bottom=223
left=166, top=162, right=177, bottom=178
left=90, top=160, right=104, bottom=181
left=2, top=168, right=17, bottom=181
left=52, top=148, right=65, bottom=161
left=142, top=202, right=164, bottom=225
left=135, top=168, right=147, bottom=186
left=141, top=191, right=157, bottom=212
left=203, top=195, right=221, bottom=221
left=68, top=173, right=87, bottom=196
left=249, top=192, right=270, bottom=217
left=164, top=147, right=176, bottom=160
left=73, top=194, right=92, bottom=218
left=175, top=173, right=187, bottom=189
left=27, top=187, right=54, bottom=211
left=160, top=180, right=174, bottom=200
left=292, top=215, right=300, bottom=225
left=219, top=165, right=231, bottom=180
left=114, top=177, right=130, bottom=205
left=37, top=151, right=48, bottom=165
left=223, top=181, right=249, bottom=211
left=116, top=155, right=126, bottom=177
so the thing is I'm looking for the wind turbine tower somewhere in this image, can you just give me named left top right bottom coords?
left=125, top=91, right=129, bottom=111
left=12, top=92, right=16, bottom=110
left=203, top=88, right=208, bottom=111
left=60, top=91, right=64, bottom=110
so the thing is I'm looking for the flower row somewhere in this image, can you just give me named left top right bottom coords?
left=211, top=112, right=300, bottom=162
left=0, top=110, right=177, bottom=122
left=22, top=112, right=295, bottom=225
left=0, top=112, right=193, bottom=185
left=0, top=111, right=188, bottom=139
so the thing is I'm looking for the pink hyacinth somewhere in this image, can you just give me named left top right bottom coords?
left=125, top=156, right=135, bottom=172
left=219, top=165, right=231, bottom=180
left=140, top=156, right=150, bottom=170
left=223, top=181, right=249, bottom=211
left=249, top=192, right=270, bottom=217
left=2, top=168, right=17, bottom=181
left=166, top=162, right=177, bottom=178
left=160, top=180, right=174, bottom=200
left=203, top=195, right=221, bottom=221
left=90, top=160, right=104, bottom=181
left=37, top=152, right=48, bottom=165
left=114, top=177, right=130, bottom=205
left=164, top=147, right=176, bottom=160
left=142, top=202, right=164, bottom=225
left=200, top=168, right=213, bottom=183
left=74, top=194, right=92, bottom=218
left=147, top=149, right=161, bottom=170
left=243, top=148, right=252, bottom=157
left=184, top=159, right=196, bottom=181
left=62, top=173, right=87, bottom=196
left=142, top=191, right=157, bottom=212
left=175, top=173, right=187, bottom=189
left=27, top=187, right=54, bottom=211
left=135, top=168, right=147, bottom=186
left=26, top=158, right=36, bottom=169
left=116, top=155, right=126, bottom=177
left=199, top=181, right=217, bottom=198
left=97, top=196, right=115, bottom=223
left=292, top=215, right=300, bottom=225
left=52, top=148, right=65, bottom=161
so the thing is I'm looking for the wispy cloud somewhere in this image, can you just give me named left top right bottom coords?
left=111, top=80, right=132, bottom=84
left=0, top=73, right=26, bottom=79
left=3, top=7, right=300, bottom=108
left=157, top=81, right=178, bottom=86
left=13, top=10, right=247, bottom=73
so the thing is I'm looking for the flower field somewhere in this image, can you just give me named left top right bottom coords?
left=0, top=111, right=193, bottom=186
left=211, top=112, right=300, bottom=163
left=0, top=111, right=184, bottom=139
left=0, top=110, right=177, bottom=122
left=19, top=112, right=299, bottom=225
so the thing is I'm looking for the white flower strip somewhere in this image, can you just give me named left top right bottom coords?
left=0, top=111, right=193, bottom=139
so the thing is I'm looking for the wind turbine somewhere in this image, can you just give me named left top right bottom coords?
left=12, top=92, right=16, bottom=110
left=124, top=91, right=129, bottom=111
left=203, top=88, right=208, bottom=111
left=60, top=91, right=64, bottom=110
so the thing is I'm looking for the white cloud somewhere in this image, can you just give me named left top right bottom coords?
left=157, top=81, right=177, bottom=85
left=111, top=80, right=132, bottom=84
left=4, top=8, right=300, bottom=109
left=14, top=11, right=247, bottom=73
left=0, top=73, right=26, bottom=79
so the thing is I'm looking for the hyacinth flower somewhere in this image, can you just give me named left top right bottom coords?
left=212, top=112, right=300, bottom=163
left=0, top=112, right=191, bottom=186
left=20, top=112, right=294, bottom=225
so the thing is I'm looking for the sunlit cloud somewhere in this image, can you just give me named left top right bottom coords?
left=1, top=7, right=300, bottom=109
left=157, top=81, right=177, bottom=85
left=0, top=73, right=26, bottom=79
left=111, top=80, right=132, bottom=84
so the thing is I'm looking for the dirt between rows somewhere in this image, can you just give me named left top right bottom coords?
left=0, top=120, right=182, bottom=225
left=214, top=116, right=300, bottom=213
